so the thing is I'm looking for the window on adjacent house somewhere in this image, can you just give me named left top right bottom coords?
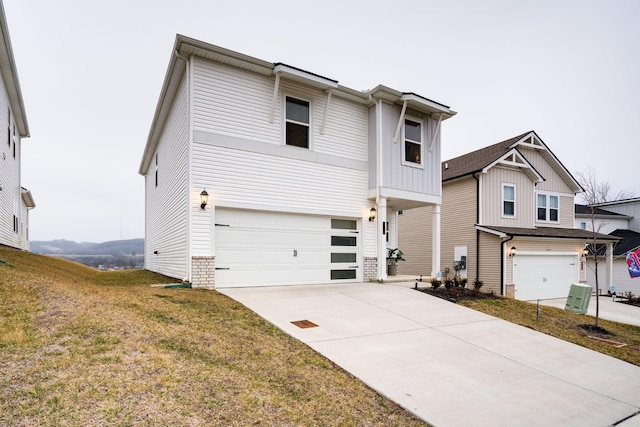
left=404, top=118, right=422, bottom=165
left=503, top=184, right=515, bottom=217
left=285, top=96, right=310, bottom=148
left=580, top=222, right=586, bottom=230
left=12, top=124, right=15, bottom=159
left=6, top=107, right=9, bottom=147
left=537, top=193, right=559, bottom=222
left=154, top=153, right=159, bottom=187
left=13, top=215, right=18, bottom=233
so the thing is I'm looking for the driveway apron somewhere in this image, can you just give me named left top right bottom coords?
left=219, top=283, right=640, bottom=427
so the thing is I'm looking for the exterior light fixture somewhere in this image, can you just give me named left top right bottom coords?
left=582, top=247, right=589, bottom=257
left=368, top=207, right=377, bottom=222
left=200, top=189, right=209, bottom=209
left=509, top=246, right=517, bottom=258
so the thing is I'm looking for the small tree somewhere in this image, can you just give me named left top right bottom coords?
left=576, top=168, right=634, bottom=328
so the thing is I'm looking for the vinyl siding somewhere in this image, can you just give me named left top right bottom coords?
left=482, top=167, right=535, bottom=227
left=593, top=202, right=640, bottom=232
left=380, top=103, right=441, bottom=196
left=478, top=232, right=502, bottom=294
left=145, top=76, right=190, bottom=281
left=519, top=146, right=574, bottom=194
left=192, top=58, right=368, bottom=162
left=397, top=206, right=433, bottom=276
left=442, top=178, right=477, bottom=279
left=191, top=137, right=373, bottom=256
left=0, top=73, right=21, bottom=249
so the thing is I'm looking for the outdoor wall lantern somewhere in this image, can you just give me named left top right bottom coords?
left=200, top=189, right=209, bottom=210
left=582, top=247, right=589, bottom=257
left=509, top=246, right=517, bottom=258
left=368, top=207, right=377, bottom=222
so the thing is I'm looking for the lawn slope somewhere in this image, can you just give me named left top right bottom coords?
left=0, top=248, right=425, bottom=426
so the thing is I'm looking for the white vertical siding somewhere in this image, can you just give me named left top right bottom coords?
left=145, top=76, right=190, bottom=280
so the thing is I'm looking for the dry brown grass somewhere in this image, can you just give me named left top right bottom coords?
left=0, top=248, right=426, bottom=426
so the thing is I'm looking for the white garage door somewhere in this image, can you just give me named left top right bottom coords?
left=513, top=254, right=579, bottom=300
left=214, top=209, right=360, bottom=288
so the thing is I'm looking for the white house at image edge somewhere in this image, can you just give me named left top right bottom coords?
left=0, top=0, right=34, bottom=251
left=139, top=35, right=456, bottom=288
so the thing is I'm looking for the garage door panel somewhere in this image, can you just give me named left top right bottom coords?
left=215, top=208, right=359, bottom=288
left=514, top=254, right=579, bottom=301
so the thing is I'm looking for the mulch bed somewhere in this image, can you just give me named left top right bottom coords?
left=417, top=286, right=500, bottom=303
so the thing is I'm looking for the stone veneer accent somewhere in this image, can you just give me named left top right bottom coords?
left=364, top=257, right=378, bottom=281
left=191, top=256, right=215, bottom=289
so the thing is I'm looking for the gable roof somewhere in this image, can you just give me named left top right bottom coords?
left=442, top=131, right=582, bottom=194
left=595, top=197, right=640, bottom=208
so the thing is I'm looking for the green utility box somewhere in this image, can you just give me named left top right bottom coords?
left=565, top=284, right=592, bottom=314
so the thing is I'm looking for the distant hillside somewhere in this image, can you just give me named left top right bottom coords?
left=31, top=239, right=144, bottom=256
left=30, top=239, right=144, bottom=270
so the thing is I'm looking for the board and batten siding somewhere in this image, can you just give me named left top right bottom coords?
left=442, top=178, right=477, bottom=279
left=192, top=58, right=368, bottom=163
left=519, top=146, right=574, bottom=194
left=482, top=167, right=535, bottom=228
left=145, top=76, right=190, bottom=281
left=378, top=103, right=441, bottom=197
left=600, top=202, right=640, bottom=232
left=0, top=71, right=22, bottom=250
left=397, top=206, right=433, bottom=276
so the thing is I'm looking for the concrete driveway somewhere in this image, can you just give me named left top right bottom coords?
left=220, top=282, right=640, bottom=427
left=538, top=295, right=640, bottom=327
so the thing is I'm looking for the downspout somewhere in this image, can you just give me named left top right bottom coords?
left=473, top=173, right=480, bottom=281
left=501, top=235, right=514, bottom=296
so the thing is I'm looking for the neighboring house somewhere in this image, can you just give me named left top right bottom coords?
left=399, top=131, right=619, bottom=300
left=139, top=35, right=456, bottom=288
left=0, top=1, right=33, bottom=251
left=574, top=203, right=631, bottom=234
left=579, top=198, right=640, bottom=296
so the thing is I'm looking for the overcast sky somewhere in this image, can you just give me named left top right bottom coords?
left=4, top=0, right=639, bottom=243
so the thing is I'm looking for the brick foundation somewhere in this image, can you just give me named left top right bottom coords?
left=364, top=257, right=378, bottom=281
left=191, top=256, right=215, bottom=289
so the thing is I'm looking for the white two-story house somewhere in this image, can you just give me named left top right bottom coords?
left=0, top=0, right=33, bottom=251
left=139, top=35, right=456, bottom=288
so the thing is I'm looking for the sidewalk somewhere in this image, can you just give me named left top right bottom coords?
left=537, top=294, right=640, bottom=327
left=220, top=282, right=640, bottom=427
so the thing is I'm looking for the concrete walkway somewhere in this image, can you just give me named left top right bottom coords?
left=220, top=282, right=640, bottom=427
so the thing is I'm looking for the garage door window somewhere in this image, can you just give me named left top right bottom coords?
left=331, top=218, right=358, bottom=281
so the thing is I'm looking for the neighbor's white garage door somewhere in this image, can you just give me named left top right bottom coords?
left=513, top=254, right=579, bottom=300
left=214, top=208, right=360, bottom=288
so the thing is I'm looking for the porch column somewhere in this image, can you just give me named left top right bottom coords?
left=605, top=242, right=614, bottom=292
left=377, top=197, right=388, bottom=281
left=431, top=204, right=441, bottom=277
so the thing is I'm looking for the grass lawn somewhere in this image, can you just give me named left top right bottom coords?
left=420, top=287, right=640, bottom=367
left=0, top=248, right=426, bottom=426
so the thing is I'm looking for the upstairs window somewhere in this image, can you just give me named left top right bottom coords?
left=502, top=184, right=515, bottom=217
left=285, top=96, right=310, bottom=148
left=537, top=193, right=559, bottom=222
left=403, top=118, right=422, bottom=165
